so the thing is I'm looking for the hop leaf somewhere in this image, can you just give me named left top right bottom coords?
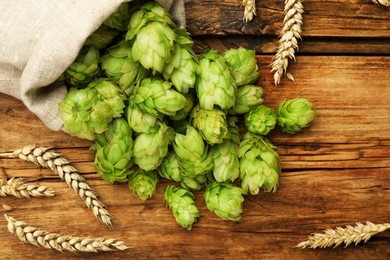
left=190, top=105, right=228, bottom=145
left=128, top=168, right=159, bottom=201
left=163, top=185, right=200, bottom=230
left=275, top=98, right=316, bottom=134
left=223, top=47, right=259, bottom=86
left=196, top=50, right=237, bottom=110
left=93, top=118, right=133, bottom=182
left=204, top=181, right=244, bottom=221
left=133, top=122, right=173, bottom=171
left=238, top=133, right=281, bottom=194
left=245, top=105, right=276, bottom=135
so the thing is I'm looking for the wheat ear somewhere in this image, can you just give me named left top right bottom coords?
left=242, top=0, right=256, bottom=23
left=4, top=214, right=128, bottom=253
left=0, top=145, right=113, bottom=228
left=296, top=221, right=390, bottom=249
left=0, top=178, right=55, bottom=198
left=372, top=0, right=390, bottom=6
left=271, top=0, right=304, bottom=85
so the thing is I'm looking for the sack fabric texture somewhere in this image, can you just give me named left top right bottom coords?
left=0, top=0, right=186, bottom=131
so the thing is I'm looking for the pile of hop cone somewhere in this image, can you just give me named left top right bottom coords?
left=58, top=1, right=315, bottom=230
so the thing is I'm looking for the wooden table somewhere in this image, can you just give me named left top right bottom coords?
left=0, top=1, right=389, bottom=259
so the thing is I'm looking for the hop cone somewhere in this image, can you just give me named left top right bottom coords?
left=196, top=50, right=237, bottom=110
left=65, top=46, right=100, bottom=86
left=169, top=92, right=195, bottom=121
left=211, top=116, right=240, bottom=182
left=163, top=185, right=200, bottom=230
left=60, top=84, right=123, bottom=140
left=233, top=85, right=264, bottom=114
left=163, top=29, right=198, bottom=93
left=204, top=182, right=244, bottom=221
left=157, top=151, right=183, bottom=182
left=93, top=118, right=133, bottom=182
left=90, top=79, right=126, bottom=119
left=101, top=40, right=148, bottom=93
left=103, top=2, right=130, bottom=31
left=126, top=2, right=176, bottom=73
left=238, top=132, right=281, bottom=194
left=133, top=77, right=187, bottom=116
left=128, top=168, right=159, bottom=201
left=190, top=105, right=228, bottom=145
left=173, top=127, right=213, bottom=177
left=275, top=98, right=316, bottom=134
left=245, top=105, right=276, bottom=135
left=222, top=47, right=259, bottom=86
left=133, top=122, right=173, bottom=171
left=84, top=25, right=119, bottom=50
left=181, top=174, right=208, bottom=191
left=126, top=104, right=160, bottom=134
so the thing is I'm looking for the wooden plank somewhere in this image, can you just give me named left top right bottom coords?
left=0, top=55, right=389, bottom=258
left=185, top=0, right=390, bottom=37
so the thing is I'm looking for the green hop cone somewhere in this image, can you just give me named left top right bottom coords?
left=163, top=185, right=200, bottom=230
left=173, top=126, right=213, bottom=177
left=103, top=2, right=130, bottom=31
left=126, top=2, right=176, bottom=73
left=275, top=98, right=316, bottom=134
left=84, top=24, right=119, bottom=50
left=59, top=87, right=99, bottom=140
left=222, top=47, right=259, bottom=86
left=133, top=122, right=173, bottom=171
left=93, top=118, right=133, bottom=183
left=157, top=151, right=183, bottom=182
left=211, top=116, right=240, bottom=182
left=245, top=105, right=276, bottom=135
left=233, top=85, right=264, bottom=114
left=204, top=181, right=244, bottom=221
left=128, top=168, right=159, bottom=201
left=180, top=174, right=208, bottom=191
left=163, top=29, right=198, bottom=93
left=100, top=40, right=148, bottom=94
left=134, top=77, right=187, bottom=116
left=126, top=104, right=160, bottom=134
left=190, top=105, right=228, bottom=145
left=65, top=46, right=100, bottom=86
left=169, top=92, right=195, bottom=121
left=196, top=49, right=237, bottom=110
left=238, top=132, right=281, bottom=194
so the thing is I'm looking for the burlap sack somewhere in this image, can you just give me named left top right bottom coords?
left=0, top=0, right=186, bottom=131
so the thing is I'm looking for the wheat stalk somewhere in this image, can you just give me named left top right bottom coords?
left=0, top=178, right=55, bottom=198
left=4, top=214, right=128, bottom=253
left=0, top=145, right=113, bottom=228
left=296, top=221, right=390, bottom=249
left=271, top=0, right=304, bottom=86
left=242, top=0, right=256, bottom=23
left=372, top=0, right=390, bottom=6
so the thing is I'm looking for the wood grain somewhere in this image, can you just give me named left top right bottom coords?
left=0, top=55, right=389, bottom=259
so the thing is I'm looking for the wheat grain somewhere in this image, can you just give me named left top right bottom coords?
left=372, top=0, right=390, bottom=6
left=242, top=0, right=256, bottom=23
left=271, top=0, right=304, bottom=85
left=0, top=178, right=55, bottom=198
left=3, top=204, right=13, bottom=211
left=4, top=214, right=128, bottom=253
left=296, top=221, right=390, bottom=249
left=0, top=145, right=113, bottom=228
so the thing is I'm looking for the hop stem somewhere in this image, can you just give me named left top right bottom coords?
left=271, top=0, right=304, bottom=85
left=0, top=145, right=113, bottom=228
left=296, top=222, right=390, bottom=249
left=4, top=214, right=128, bottom=253
left=0, top=178, right=55, bottom=198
